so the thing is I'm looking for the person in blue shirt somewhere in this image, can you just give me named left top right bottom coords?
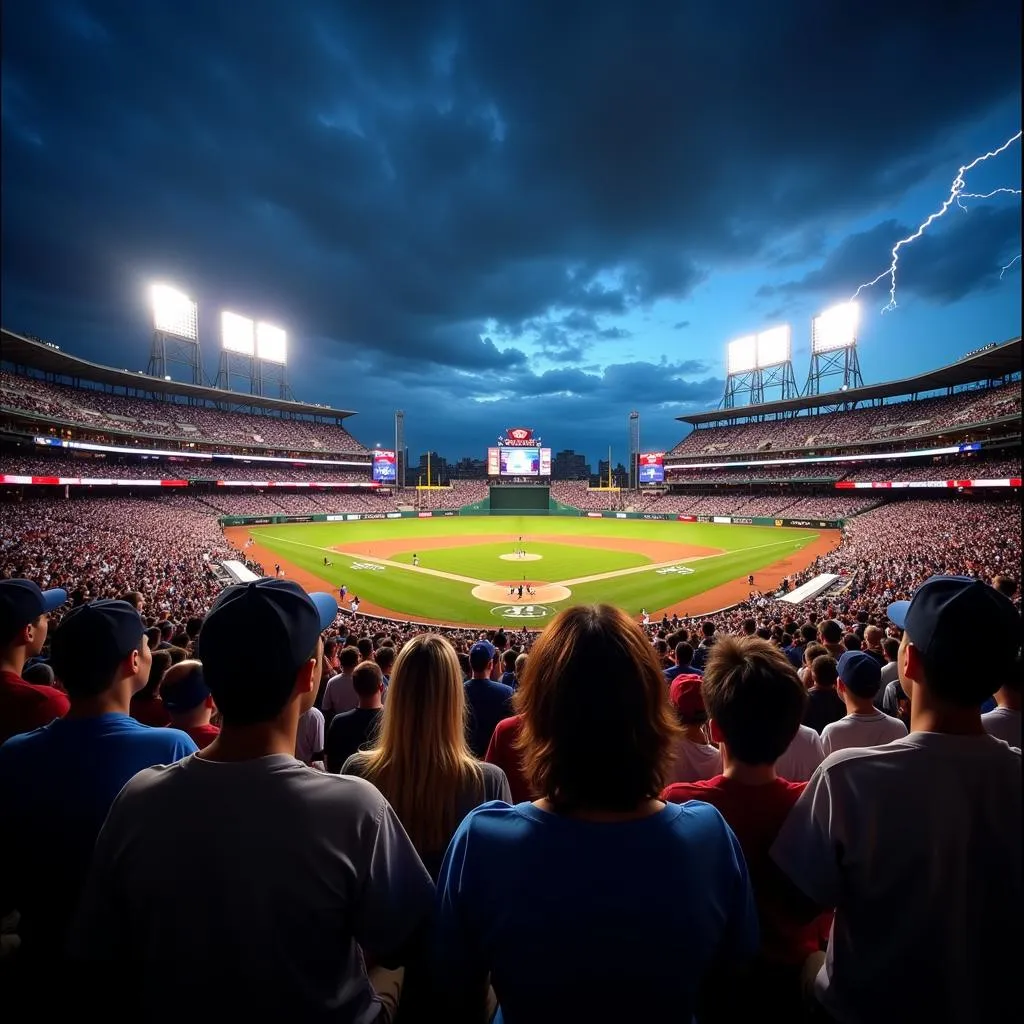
left=0, top=599, right=196, bottom=971
left=664, top=641, right=702, bottom=683
left=434, top=604, right=758, bottom=1024
left=463, top=640, right=513, bottom=757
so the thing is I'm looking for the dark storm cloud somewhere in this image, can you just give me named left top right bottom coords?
left=761, top=205, right=1022, bottom=305
left=1, top=0, right=1020, bottom=456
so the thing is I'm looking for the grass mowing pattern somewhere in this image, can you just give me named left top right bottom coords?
left=249, top=516, right=820, bottom=625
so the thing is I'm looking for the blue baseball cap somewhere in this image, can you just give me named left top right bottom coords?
left=50, top=600, right=145, bottom=683
left=469, top=640, right=496, bottom=668
left=0, top=579, right=68, bottom=641
left=837, top=650, right=882, bottom=698
left=198, top=578, right=338, bottom=692
left=161, top=661, right=210, bottom=712
left=887, top=576, right=1020, bottom=671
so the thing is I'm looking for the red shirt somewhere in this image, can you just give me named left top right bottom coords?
left=661, top=775, right=824, bottom=965
left=0, top=669, right=70, bottom=745
left=130, top=695, right=171, bottom=728
left=182, top=722, right=220, bottom=750
left=484, top=715, right=532, bottom=804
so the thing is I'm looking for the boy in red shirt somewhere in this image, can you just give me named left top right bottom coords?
left=0, top=579, right=69, bottom=744
left=662, top=635, right=826, bottom=1017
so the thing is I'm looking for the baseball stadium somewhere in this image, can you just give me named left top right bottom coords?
left=1, top=327, right=1020, bottom=634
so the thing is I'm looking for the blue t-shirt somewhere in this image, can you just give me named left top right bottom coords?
left=0, top=713, right=197, bottom=954
left=664, top=663, right=702, bottom=683
left=464, top=677, right=514, bottom=757
left=434, top=800, right=758, bottom=1023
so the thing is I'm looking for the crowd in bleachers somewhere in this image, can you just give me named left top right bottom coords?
left=670, top=384, right=1021, bottom=457
left=0, top=370, right=367, bottom=453
left=665, top=454, right=1022, bottom=484
left=0, top=453, right=372, bottom=482
left=416, top=480, right=489, bottom=510
left=633, top=490, right=879, bottom=518
left=548, top=480, right=622, bottom=510
left=0, top=489, right=1018, bottom=1021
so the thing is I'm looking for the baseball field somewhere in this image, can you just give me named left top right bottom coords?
left=225, top=516, right=839, bottom=627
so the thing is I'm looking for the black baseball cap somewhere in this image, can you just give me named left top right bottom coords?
left=50, top=600, right=146, bottom=683
left=888, top=576, right=1020, bottom=673
left=198, top=578, right=338, bottom=691
left=837, top=650, right=882, bottom=698
left=0, top=579, right=68, bottom=642
left=161, top=662, right=211, bottom=712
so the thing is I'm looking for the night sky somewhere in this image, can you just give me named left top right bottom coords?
left=2, top=1, right=1020, bottom=463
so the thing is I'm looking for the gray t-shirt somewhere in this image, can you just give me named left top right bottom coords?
left=342, top=755, right=511, bottom=879
left=70, top=753, right=434, bottom=1023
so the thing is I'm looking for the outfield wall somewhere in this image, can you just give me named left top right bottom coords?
left=219, top=510, right=842, bottom=528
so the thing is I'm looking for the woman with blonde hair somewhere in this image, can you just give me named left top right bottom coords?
left=433, top=604, right=757, bottom=1023
left=342, top=632, right=510, bottom=880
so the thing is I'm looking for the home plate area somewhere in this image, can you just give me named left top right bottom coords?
left=471, top=580, right=572, bottom=604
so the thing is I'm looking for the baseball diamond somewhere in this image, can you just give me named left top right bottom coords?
left=225, top=516, right=839, bottom=627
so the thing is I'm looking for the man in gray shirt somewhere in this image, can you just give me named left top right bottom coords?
left=70, top=578, right=433, bottom=1023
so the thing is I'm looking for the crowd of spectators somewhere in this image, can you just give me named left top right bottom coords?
left=664, top=454, right=1021, bottom=484
left=669, top=384, right=1021, bottom=458
left=0, top=523, right=1018, bottom=1020
left=548, top=481, right=623, bottom=510
left=0, top=370, right=368, bottom=453
left=0, top=453, right=372, bottom=482
left=416, top=480, right=489, bottom=510
left=632, top=490, right=879, bottom=518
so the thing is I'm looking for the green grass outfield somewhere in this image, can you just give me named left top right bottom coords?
left=247, top=516, right=822, bottom=626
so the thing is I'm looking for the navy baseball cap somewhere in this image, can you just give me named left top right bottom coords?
left=469, top=640, right=496, bottom=668
left=0, top=579, right=68, bottom=641
left=887, top=576, right=1020, bottom=670
left=837, top=650, right=882, bottom=698
left=50, top=600, right=145, bottom=681
left=161, top=661, right=210, bottom=712
left=198, top=578, right=338, bottom=690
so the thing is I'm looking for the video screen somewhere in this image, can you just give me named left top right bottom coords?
left=639, top=452, right=665, bottom=484
left=499, top=447, right=540, bottom=476
left=372, top=450, right=397, bottom=482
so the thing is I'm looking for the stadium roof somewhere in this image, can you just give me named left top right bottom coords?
left=0, top=329, right=356, bottom=419
left=679, top=336, right=1021, bottom=426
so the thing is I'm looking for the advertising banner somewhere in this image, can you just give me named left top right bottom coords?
left=487, top=448, right=500, bottom=476
left=418, top=511, right=433, bottom=518
left=713, top=516, right=732, bottom=524
left=372, top=450, right=397, bottom=482
left=540, top=448, right=552, bottom=476
left=638, top=452, right=665, bottom=484
left=677, top=515, right=697, bottom=522
left=836, top=478, right=1020, bottom=489
left=586, top=512, right=602, bottom=518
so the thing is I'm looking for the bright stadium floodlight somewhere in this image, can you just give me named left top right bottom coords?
left=727, top=334, right=757, bottom=374
left=150, top=284, right=198, bottom=340
left=812, top=302, right=859, bottom=353
left=756, top=324, right=791, bottom=368
left=221, top=311, right=255, bottom=355
left=256, top=322, right=287, bottom=364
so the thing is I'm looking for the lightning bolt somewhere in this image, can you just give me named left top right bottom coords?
left=956, top=186, right=1022, bottom=210
left=852, top=129, right=1022, bottom=311
left=1000, top=254, right=1021, bottom=279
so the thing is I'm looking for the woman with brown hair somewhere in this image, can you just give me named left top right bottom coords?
left=434, top=604, right=757, bottom=1023
left=342, top=633, right=510, bottom=880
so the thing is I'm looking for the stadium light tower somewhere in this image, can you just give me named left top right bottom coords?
left=394, top=410, right=405, bottom=490
left=255, top=321, right=293, bottom=399
left=628, top=410, right=640, bottom=489
left=147, top=284, right=205, bottom=385
left=805, top=302, right=864, bottom=397
left=721, top=325, right=798, bottom=408
left=214, top=311, right=257, bottom=393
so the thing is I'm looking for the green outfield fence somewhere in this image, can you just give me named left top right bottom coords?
left=219, top=509, right=843, bottom=529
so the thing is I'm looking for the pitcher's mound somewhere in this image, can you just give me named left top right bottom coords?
left=499, top=553, right=543, bottom=562
left=472, top=581, right=571, bottom=604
